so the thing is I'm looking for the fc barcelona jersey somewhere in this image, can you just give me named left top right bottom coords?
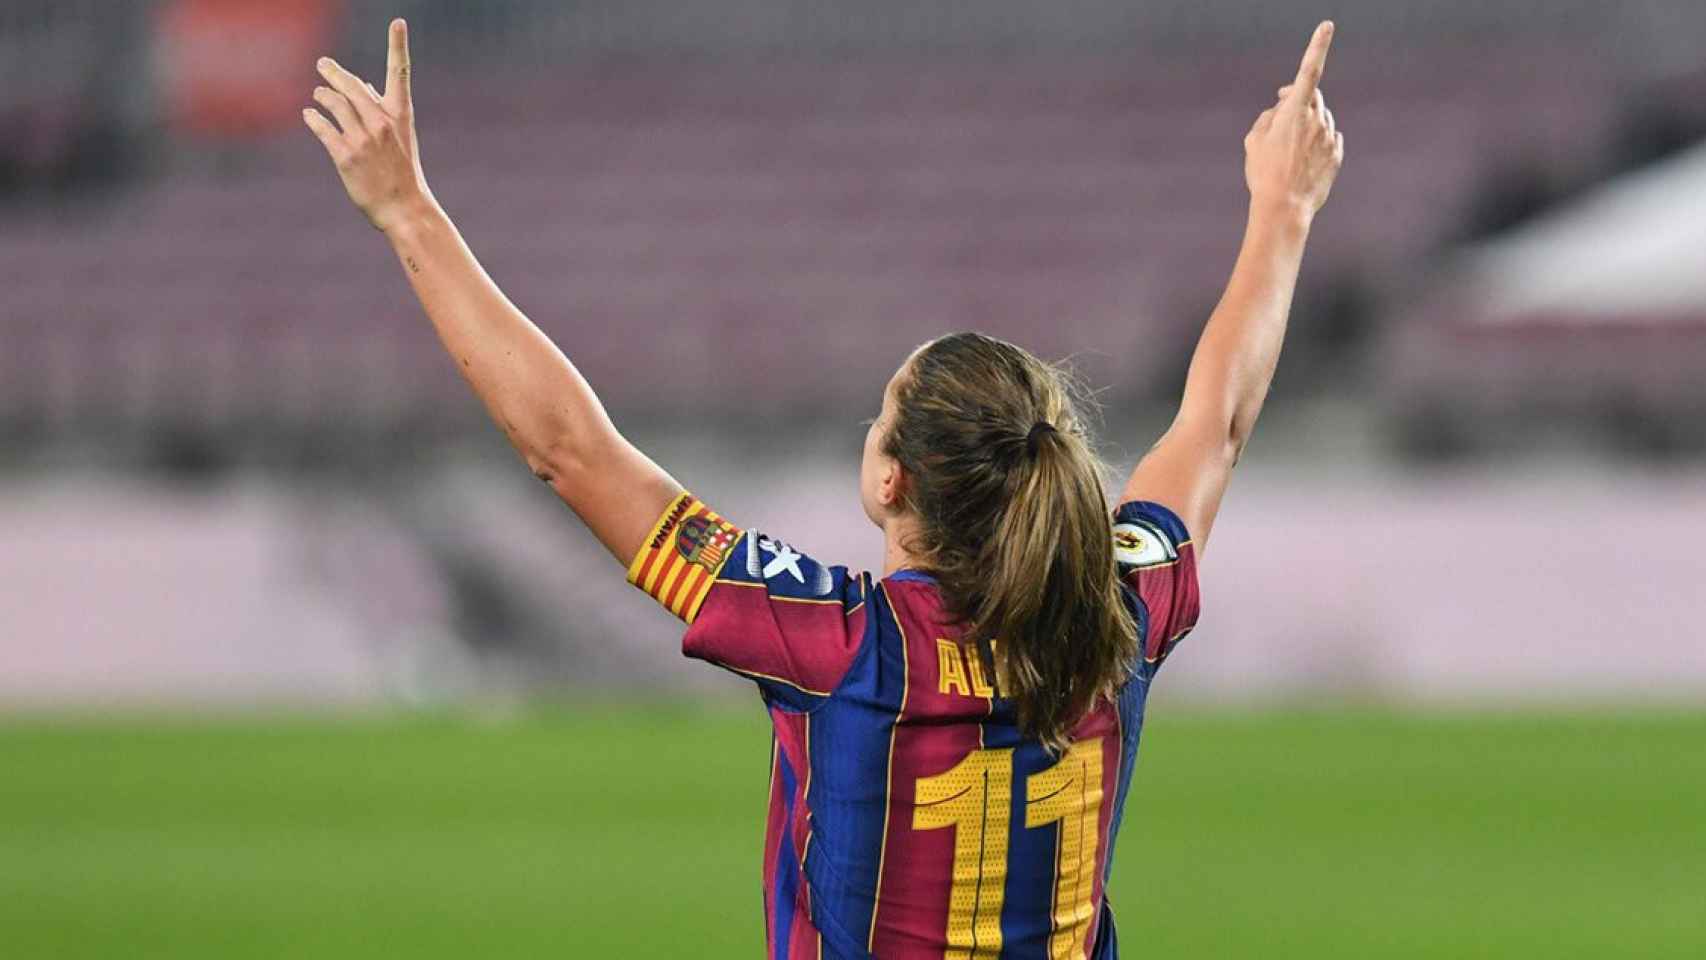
left=628, top=492, right=1202, bottom=959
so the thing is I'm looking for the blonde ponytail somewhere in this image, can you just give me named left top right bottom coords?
left=883, top=333, right=1137, bottom=750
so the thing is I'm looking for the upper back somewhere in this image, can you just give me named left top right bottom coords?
left=625, top=493, right=1200, bottom=958
left=842, top=572, right=1139, bottom=958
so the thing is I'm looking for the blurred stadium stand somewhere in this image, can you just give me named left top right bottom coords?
left=1382, top=134, right=1706, bottom=457
left=5, top=0, right=1693, bottom=440
left=3, top=0, right=1704, bottom=705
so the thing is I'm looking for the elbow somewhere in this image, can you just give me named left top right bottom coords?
left=1226, top=437, right=1249, bottom=469
left=526, top=454, right=560, bottom=486
left=1219, top=409, right=1255, bottom=467
left=1162, top=410, right=1246, bottom=469
left=1225, top=395, right=1270, bottom=466
left=1225, top=422, right=1252, bottom=467
left=525, top=432, right=598, bottom=490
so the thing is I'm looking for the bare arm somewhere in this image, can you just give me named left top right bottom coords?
left=1122, top=21, right=1344, bottom=551
left=302, top=19, right=678, bottom=563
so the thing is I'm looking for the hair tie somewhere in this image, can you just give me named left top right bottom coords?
left=1025, top=420, right=1057, bottom=455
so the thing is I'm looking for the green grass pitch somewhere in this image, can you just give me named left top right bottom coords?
left=2, top=707, right=1702, bottom=957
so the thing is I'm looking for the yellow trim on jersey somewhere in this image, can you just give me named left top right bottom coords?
left=868, top=581, right=910, bottom=952
left=800, top=715, right=816, bottom=885
left=713, top=660, right=835, bottom=698
left=1143, top=626, right=1196, bottom=665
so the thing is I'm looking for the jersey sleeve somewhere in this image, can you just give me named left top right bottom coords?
left=1112, top=499, right=1202, bottom=669
left=626, top=492, right=869, bottom=710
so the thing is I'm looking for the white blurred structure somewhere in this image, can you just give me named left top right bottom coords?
left=4, top=456, right=1703, bottom=708
left=1462, top=139, right=1706, bottom=319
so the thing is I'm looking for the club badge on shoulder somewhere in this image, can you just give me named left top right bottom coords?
left=1112, top=520, right=1177, bottom=568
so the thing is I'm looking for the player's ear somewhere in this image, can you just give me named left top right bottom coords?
left=878, top=457, right=907, bottom=510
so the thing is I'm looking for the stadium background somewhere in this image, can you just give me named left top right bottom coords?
left=3, top=0, right=1703, bottom=956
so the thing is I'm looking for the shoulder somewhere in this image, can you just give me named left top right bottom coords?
left=870, top=569, right=948, bottom=624
left=1110, top=500, right=1201, bottom=668
left=718, top=530, right=857, bottom=601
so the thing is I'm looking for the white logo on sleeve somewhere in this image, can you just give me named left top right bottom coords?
left=1112, top=521, right=1176, bottom=567
left=745, top=531, right=836, bottom=595
left=759, top=536, right=805, bottom=583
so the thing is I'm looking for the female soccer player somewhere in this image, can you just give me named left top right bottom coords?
left=304, top=18, right=1341, bottom=958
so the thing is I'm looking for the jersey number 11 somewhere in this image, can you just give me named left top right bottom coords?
left=912, top=737, right=1105, bottom=960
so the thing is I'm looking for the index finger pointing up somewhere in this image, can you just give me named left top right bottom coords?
left=1287, top=21, right=1334, bottom=111
left=384, top=18, right=412, bottom=112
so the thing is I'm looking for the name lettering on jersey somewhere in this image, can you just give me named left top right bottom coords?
left=936, top=639, right=996, bottom=698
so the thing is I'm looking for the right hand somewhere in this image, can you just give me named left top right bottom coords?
left=302, top=18, right=435, bottom=233
left=1244, top=21, right=1344, bottom=218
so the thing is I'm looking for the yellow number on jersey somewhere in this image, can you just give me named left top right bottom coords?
left=912, top=746, right=1013, bottom=958
left=1025, top=739, right=1104, bottom=960
left=910, top=737, right=1105, bottom=960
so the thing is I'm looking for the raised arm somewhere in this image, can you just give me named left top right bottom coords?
left=1121, top=21, right=1344, bottom=551
left=302, top=19, right=680, bottom=563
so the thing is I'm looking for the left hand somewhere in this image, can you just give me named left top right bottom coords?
left=302, top=18, right=434, bottom=233
left=1243, top=21, right=1344, bottom=219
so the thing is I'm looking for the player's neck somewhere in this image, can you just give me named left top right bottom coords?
left=880, top=513, right=928, bottom=577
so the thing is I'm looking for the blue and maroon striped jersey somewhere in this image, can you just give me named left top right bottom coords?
left=628, top=493, right=1201, bottom=959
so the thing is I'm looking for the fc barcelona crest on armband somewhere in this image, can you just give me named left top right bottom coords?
left=677, top=514, right=738, bottom=571
left=627, top=493, right=744, bottom=623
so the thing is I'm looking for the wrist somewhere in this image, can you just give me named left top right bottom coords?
left=1247, top=195, right=1315, bottom=236
left=379, top=192, right=447, bottom=243
left=1248, top=192, right=1310, bottom=228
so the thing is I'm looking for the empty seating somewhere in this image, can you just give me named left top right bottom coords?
left=0, top=45, right=1624, bottom=433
